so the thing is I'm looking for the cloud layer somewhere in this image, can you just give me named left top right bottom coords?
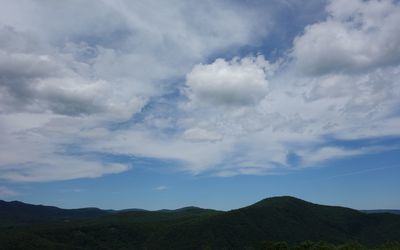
left=0, top=0, right=399, bottom=181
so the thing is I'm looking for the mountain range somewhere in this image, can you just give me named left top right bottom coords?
left=1, top=196, right=400, bottom=249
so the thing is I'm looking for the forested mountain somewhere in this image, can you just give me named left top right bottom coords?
left=0, top=200, right=110, bottom=226
left=1, top=196, right=399, bottom=249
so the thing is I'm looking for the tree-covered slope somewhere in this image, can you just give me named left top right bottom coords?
left=1, top=196, right=399, bottom=249
left=0, top=200, right=110, bottom=226
left=153, top=196, right=400, bottom=248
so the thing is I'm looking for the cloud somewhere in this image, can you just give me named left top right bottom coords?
left=293, top=0, right=400, bottom=75
left=0, top=186, right=18, bottom=197
left=164, top=0, right=400, bottom=175
left=0, top=113, right=129, bottom=182
left=0, top=0, right=399, bottom=181
left=0, top=0, right=270, bottom=181
left=0, top=28, right=146, bottom=118
left=182, top=128, right=223, bottom=142
left=84, top=127, right=235, bottom=173
left=1, top=160, right=128, bottom=182
left=155, top=185, right=168, bottom=191
left=61, top=188, right=86, bottom=193
left=0, top=0, right=270, bottom=117
left=91, top=47, right=400, bottom=176
left=326, top=165, right=397, bottom=179
left=185, top=56, right=272, bottom=107
left=298, top=145, right=399, bottom=166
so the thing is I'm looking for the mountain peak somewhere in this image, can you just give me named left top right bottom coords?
left=249, top=196, right=310, bottom=208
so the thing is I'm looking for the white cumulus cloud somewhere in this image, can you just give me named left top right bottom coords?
left=185, top=56, right=272, bottom=107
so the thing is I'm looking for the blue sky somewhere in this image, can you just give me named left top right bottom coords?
left=0, top=0, right=400, bottom=210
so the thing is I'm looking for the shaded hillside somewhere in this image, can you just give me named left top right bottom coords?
left=151, top=196, right=400, bottom=248
left=0, top=196, right=399, bottom=249
left=0, top=200, right=111, bottom=226
left=0, top=200, right=220, bottom=227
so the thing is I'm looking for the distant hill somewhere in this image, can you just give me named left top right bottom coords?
left=0, top=196, right=400, bottom=249
left=0, top=200, right=220, bottom=226
left=361, top=209, right=400, bottom=215
left=0, top=200, right=110, bottom=226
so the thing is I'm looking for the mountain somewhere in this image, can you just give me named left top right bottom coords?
left=361, top=209, right=400, bottom=215
left=0, top=200, right=111, bottom=226
left=0, top=200, right=220, bottom=226
left=0, top=196, right=400, bottom=249
left=150, top=196, right=400, bottom=248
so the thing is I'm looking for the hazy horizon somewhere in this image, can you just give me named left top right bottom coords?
left=0, top=0, right=400, bottom=211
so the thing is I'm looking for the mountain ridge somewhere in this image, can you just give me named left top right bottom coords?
left=3, top=196, right=400, bottom=215
left=361, top=209, right=400, bottom=215
left=1, top=196, right=400, bottom=249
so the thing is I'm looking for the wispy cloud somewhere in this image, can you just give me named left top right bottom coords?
left=0, top=186, right=18, bottom=197
left=325, top=165, right=399, bottom=180
left=155, top=185, right=168, bottom=191
left=61, top=188, right=86, bottom=193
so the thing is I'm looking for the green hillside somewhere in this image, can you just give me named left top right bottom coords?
left=1, top=196, right=399, bottom=249
left=0, top=200, right=110, bottom=226
left=144, top=196, right=400, bottom=249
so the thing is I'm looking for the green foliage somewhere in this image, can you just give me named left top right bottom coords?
left=1, top=196, right=400, bottom=249
left=0, top=200, right=109, bottom=227
left=260, top=241, right=290, bottom=250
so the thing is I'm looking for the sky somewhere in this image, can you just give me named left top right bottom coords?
left=0, top=0, right=400, bottom=210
